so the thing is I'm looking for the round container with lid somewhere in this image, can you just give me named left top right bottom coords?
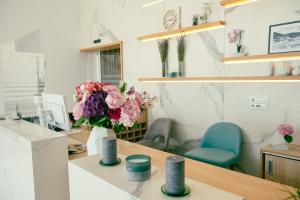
left=126, top=155, right=151, bottom=181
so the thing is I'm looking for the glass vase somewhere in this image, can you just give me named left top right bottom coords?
left=162, top=61, right=168, bottom=77
left=178, top=61, right=185, bottom=77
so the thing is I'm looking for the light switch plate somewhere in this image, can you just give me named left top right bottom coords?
left=249, top=96, right=269, bottom=111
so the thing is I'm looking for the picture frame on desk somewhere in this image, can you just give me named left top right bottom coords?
left=268, top=20, right=300, bottom=54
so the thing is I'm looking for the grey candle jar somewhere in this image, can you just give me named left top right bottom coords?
left=126, top=155, right=151, bottom=181
left=166, top=156, right=185, bottom=195
left=102, top=137, right=117, bottom=164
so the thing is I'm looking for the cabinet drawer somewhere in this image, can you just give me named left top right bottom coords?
left=264, top=154, right=300, bottom=187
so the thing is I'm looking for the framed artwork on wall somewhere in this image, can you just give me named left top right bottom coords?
left=268, top=20, right=300, bottom=54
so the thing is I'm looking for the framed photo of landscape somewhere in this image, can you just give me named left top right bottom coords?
left=268, top=20, right=300, bottom=54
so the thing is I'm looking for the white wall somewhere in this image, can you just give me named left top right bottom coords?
left=0, top=0, right=86, bottom=111
left=79, top=0, right=300, bottom=177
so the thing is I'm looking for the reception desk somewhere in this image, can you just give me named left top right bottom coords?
left=68, top=138, right=292, bottom=200
left=69, top=154, right=244, bottom=200
left=0, top=120, right=69, bottom=200
left=0, top=120, right=293, bottom=200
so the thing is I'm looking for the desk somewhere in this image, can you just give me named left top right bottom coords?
left=260, top=144, right=300, bottom=187
left=67, top=131, right=293, bottom=200
left=67, top=130, right=89, bottom=160
left=0, top=120, right=69, bottom=200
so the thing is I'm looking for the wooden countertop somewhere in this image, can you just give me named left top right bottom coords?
left=67, top=131, right=293, bottom=200
left=261, top=144, right=300, bottom=159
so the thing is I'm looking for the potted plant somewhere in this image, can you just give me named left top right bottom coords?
left=158, top=39, right=169, bottom=77
left=192, top=14, right=199, bottom=26
left=228, top=29, right=248, bottom=56
left=72, top=81, right=152, bottom=155
left=177, top=36, right=185, bottom=77
left=271, top=123, right=294, bottom=150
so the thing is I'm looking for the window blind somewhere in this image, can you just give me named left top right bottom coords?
left=100, top=48, right=121, bottom=86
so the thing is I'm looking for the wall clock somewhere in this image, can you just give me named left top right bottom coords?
left=163, top=9, right=179, bottom=30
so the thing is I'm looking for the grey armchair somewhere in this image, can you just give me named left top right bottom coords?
left=137, top=118, right=171, bottom=151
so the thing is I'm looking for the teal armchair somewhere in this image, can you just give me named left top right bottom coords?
left=184, top=122, right=242, bottom=168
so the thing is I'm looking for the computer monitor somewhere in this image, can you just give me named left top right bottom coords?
left=42, top=93, right=71, bottom=132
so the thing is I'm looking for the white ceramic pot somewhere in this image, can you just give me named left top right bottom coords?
left=271, top=131, right=288, bottom=150
left=274, top=62, right=292, bottom=76
left=87, top=127, right=116, bottom=156
left=292, top=66, right=300, bottom=76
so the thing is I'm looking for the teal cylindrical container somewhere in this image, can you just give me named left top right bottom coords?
left=126, top=155, right=151, bottom=181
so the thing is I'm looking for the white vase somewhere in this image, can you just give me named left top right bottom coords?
left=292, top=66, right=300, bottom=76
left=274, top=62, right=292, bottom=76
left=87, top=127, right=116, bottom=156
left=271, top=131, right=289, bottom=150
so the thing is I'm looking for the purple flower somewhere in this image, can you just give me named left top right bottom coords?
left=83, top=91, right=108, bottom=117
left=126, top=87, right=135, bottom=95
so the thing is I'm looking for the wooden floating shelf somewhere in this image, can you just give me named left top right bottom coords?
left=138, top=20, right=225, bottom=42
left=80, top=41, right=122, bottom=52
left=220, top=0, right=258, bottom=8
left=223, top=52, right=300, bottom=64
left=138, top=76, right=300, bottom=83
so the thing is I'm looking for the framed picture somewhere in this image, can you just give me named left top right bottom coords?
left=268, top=20, right=300, bottom=54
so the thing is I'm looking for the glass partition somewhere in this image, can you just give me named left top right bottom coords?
left=0, top=29, right=46, bottom=119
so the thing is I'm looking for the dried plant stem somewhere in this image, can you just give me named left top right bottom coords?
left=158, top=39, right=169, bottom=63
left=177, top=36, right=185, bottom=62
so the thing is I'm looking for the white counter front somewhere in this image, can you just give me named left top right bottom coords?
left=0, top=120, right=69, bottom=200
left=69, top=154, right=244, bottom=200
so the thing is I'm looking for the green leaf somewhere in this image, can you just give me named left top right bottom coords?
left=284, top=135, right=293, bottom=143
left=237, top=44, right=242, bottom=53
left=73, top=117, right=86, bottom=127
left=132, top=123, right=140, bottom=129
left=114, top=124, right=124, bottom=134
left=119, top=81, right=127, bottom=94
left=94, top=117, right=110, bottom=127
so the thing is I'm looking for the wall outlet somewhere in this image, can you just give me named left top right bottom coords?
left=249, top=96, right=269, bottom=111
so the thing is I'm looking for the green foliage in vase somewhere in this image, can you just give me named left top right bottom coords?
left=158, top=39, right=169, bottom=63
left=177, top=36, right=185, bottom=62
left=192, top=14, right=199, bottom=25
left=284, top=135, right=293, bottom=143
left=237, top=43, right=242, bottom=53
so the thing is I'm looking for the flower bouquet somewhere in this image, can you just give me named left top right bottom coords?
left=278, top=123, right=294, bottom=144
left=72, top=81, right=153, bottom=133
left=271, top=123, right=294, bottom=150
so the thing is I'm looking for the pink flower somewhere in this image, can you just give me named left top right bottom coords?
left=228, top=29, right=242, bottom=43
left=134, top=92, right=144, bottom=106
left=103, top=85, right=119, bottom=94
left=75, top=82, right=103, bottom=102
left=105, top=91, right=126, bottom=109
left=119, top=100, right=141, bottom=127
left=73, top=103, right=84, bottom=120
left=278, top=124, right=294, bottom=136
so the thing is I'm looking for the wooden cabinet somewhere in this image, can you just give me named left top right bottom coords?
left=260, top=145, right=300, bottom=188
